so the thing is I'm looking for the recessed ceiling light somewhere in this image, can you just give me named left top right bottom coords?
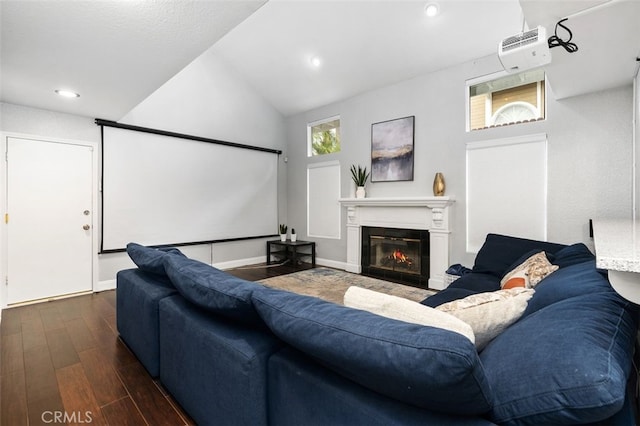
left=55, top=89, right=80, bottom=98
left=309, top=56, right=322, bottom=68
left=424, top=2, right=439, bottom=17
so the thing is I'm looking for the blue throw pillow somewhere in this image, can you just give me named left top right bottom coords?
left=472, top=234, right=566, bottom=277
left=126, top=242, right=185, bottom=275
left=522, top=260, right=611, bottom=319
left=252, top=287, right=493, bottom=415
left=163, top=255, right=264, bottom=327
left=480, top=291, right=637, bottom=424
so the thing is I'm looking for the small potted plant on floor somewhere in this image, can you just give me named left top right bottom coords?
left=279, top=224, right=288, bottom=242
left=350, top=164, right=370, bottom=198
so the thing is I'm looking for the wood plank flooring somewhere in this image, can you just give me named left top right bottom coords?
left=0, top=262, right=308, bottom=426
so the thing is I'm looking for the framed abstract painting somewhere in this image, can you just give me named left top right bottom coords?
left=371, top=116, right=414, bottom=182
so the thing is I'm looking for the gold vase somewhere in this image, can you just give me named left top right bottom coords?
left=433, top=172, right=445, bottom=196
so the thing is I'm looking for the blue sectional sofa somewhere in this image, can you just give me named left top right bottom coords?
left=116, top=235, right=639, bottom=425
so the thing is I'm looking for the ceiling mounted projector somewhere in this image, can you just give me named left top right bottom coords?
left=498, top=26, right=551, bottom=73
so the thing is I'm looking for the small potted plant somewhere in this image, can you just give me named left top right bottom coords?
left=350, top=164, right=370, bottom=198
left=290, top=228, right=297, bottom=242
left=279, top=224, right=288, bottom=242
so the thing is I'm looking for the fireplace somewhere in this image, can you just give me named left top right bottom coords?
left=361, top=227, right=429, bottom=288
left=338, top=196, right=454, bottom=290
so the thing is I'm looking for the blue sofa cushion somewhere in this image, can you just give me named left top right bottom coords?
left=163, top=255, right=264, bottom=327
left=448, top=273, right=501, bottom=293
left=420, top=273, right=499, bottom=307
left=522, top=260, right=611, bottom=319
left=268, top=347, right=495, bottom=426
left=126, top=242, right=185, bottom=276
left=252, top=287, right=493, bottom=415
left=158, top=295, right=280, bottom=426
left=472, top=234, right=566, bottom=277
left=552, top=243, right=595, bottom=268
left=480, top=291, right=637, bottom=425
left=116, top=268, right=177, bottom=377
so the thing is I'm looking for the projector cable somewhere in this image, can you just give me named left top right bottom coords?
left=548, top=18, right=579, bottom=53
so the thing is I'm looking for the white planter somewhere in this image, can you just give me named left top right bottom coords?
left=291, top=234, right=297, bottom=242
left=280, top=234, right=287, bottom=242
left=355, top=186, right=366, bottom=199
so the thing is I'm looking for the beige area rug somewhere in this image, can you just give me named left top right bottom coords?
left=259, top=267, right=435, bottom=305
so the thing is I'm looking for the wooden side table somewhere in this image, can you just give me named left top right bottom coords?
left=267, top=240, right=316, bottom=267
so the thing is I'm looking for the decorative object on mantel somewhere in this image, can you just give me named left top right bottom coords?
left=371, top=116, right=415, bottom=182
left=433, top=172, right=446, bottom=196
left=279, top=224, right=288, bottom=242
left=291, top=228, right=297, bottom=242
left=350, top=164, right=370, bottom=199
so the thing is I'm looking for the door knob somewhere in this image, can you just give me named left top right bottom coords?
left=83, top=224, right=90, bottom=230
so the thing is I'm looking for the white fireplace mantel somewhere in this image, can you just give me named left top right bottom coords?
left=338, top=196, right=455, bottom=290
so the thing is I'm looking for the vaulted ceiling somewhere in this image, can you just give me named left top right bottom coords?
left=0, top=0, right=267, bottom=120
left=1, top=0, right=638, bottom=121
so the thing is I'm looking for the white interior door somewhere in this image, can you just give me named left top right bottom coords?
left=7, top=137, right=93, bottom=304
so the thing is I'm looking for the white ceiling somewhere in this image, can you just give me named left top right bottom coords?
left=1, top=0, right=639, bottom=121
left=210, top=0, right=526, bottom=116
left=0, top=0, right=266, bottom=121
left=521, top=0, right=640, bottom=99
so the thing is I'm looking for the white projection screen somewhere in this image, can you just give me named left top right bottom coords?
left=100, top=123, right=280, bottom=252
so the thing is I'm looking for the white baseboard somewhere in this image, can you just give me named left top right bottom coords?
left=215, top=256, right=267, bottom=270
left=316, top=257, right=348, bottom=271
left=96, top=279, right=116, bottom=292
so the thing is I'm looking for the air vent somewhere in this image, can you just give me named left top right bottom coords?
left=501, top=28, right=541, bottom=52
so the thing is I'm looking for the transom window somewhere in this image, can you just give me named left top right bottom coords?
left=308, top=116, right=341, bottom=157
left=467, top=69, right=546, bottom=131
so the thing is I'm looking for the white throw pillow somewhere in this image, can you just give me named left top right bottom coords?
left=436, top=288, right=534, bottom=350
left=344, top=286, right=475, bottom=344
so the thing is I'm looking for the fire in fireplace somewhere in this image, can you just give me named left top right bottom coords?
left=361, top=227, right=429, bottom=288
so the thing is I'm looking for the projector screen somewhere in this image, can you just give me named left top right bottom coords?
left=99, top=122, right=280, bottom=252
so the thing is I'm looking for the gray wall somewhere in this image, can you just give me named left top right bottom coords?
left=285, top=54, right=634, bottom=268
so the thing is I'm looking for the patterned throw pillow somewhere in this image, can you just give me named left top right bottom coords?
left=436, top=288, right=535, bottom=350
left=500, top=251, right=558, bottom=289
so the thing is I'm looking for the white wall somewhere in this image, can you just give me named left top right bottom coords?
left=285, top=54, right=634, bottom=269
left=0, top=49, right=287, bottom=305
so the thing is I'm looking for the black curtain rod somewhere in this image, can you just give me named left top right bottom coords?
left=95, top=118, right=282, bottom=155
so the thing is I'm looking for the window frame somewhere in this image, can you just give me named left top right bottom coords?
left=465, top=70, right=546, bottom=132
left=307, top=115, right=341, bottom=157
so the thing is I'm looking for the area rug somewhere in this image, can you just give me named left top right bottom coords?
left=258, top=267, right=435, bottom=305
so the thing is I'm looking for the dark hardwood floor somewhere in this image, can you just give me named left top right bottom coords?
left=0, top=262, right=309, bottom=426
